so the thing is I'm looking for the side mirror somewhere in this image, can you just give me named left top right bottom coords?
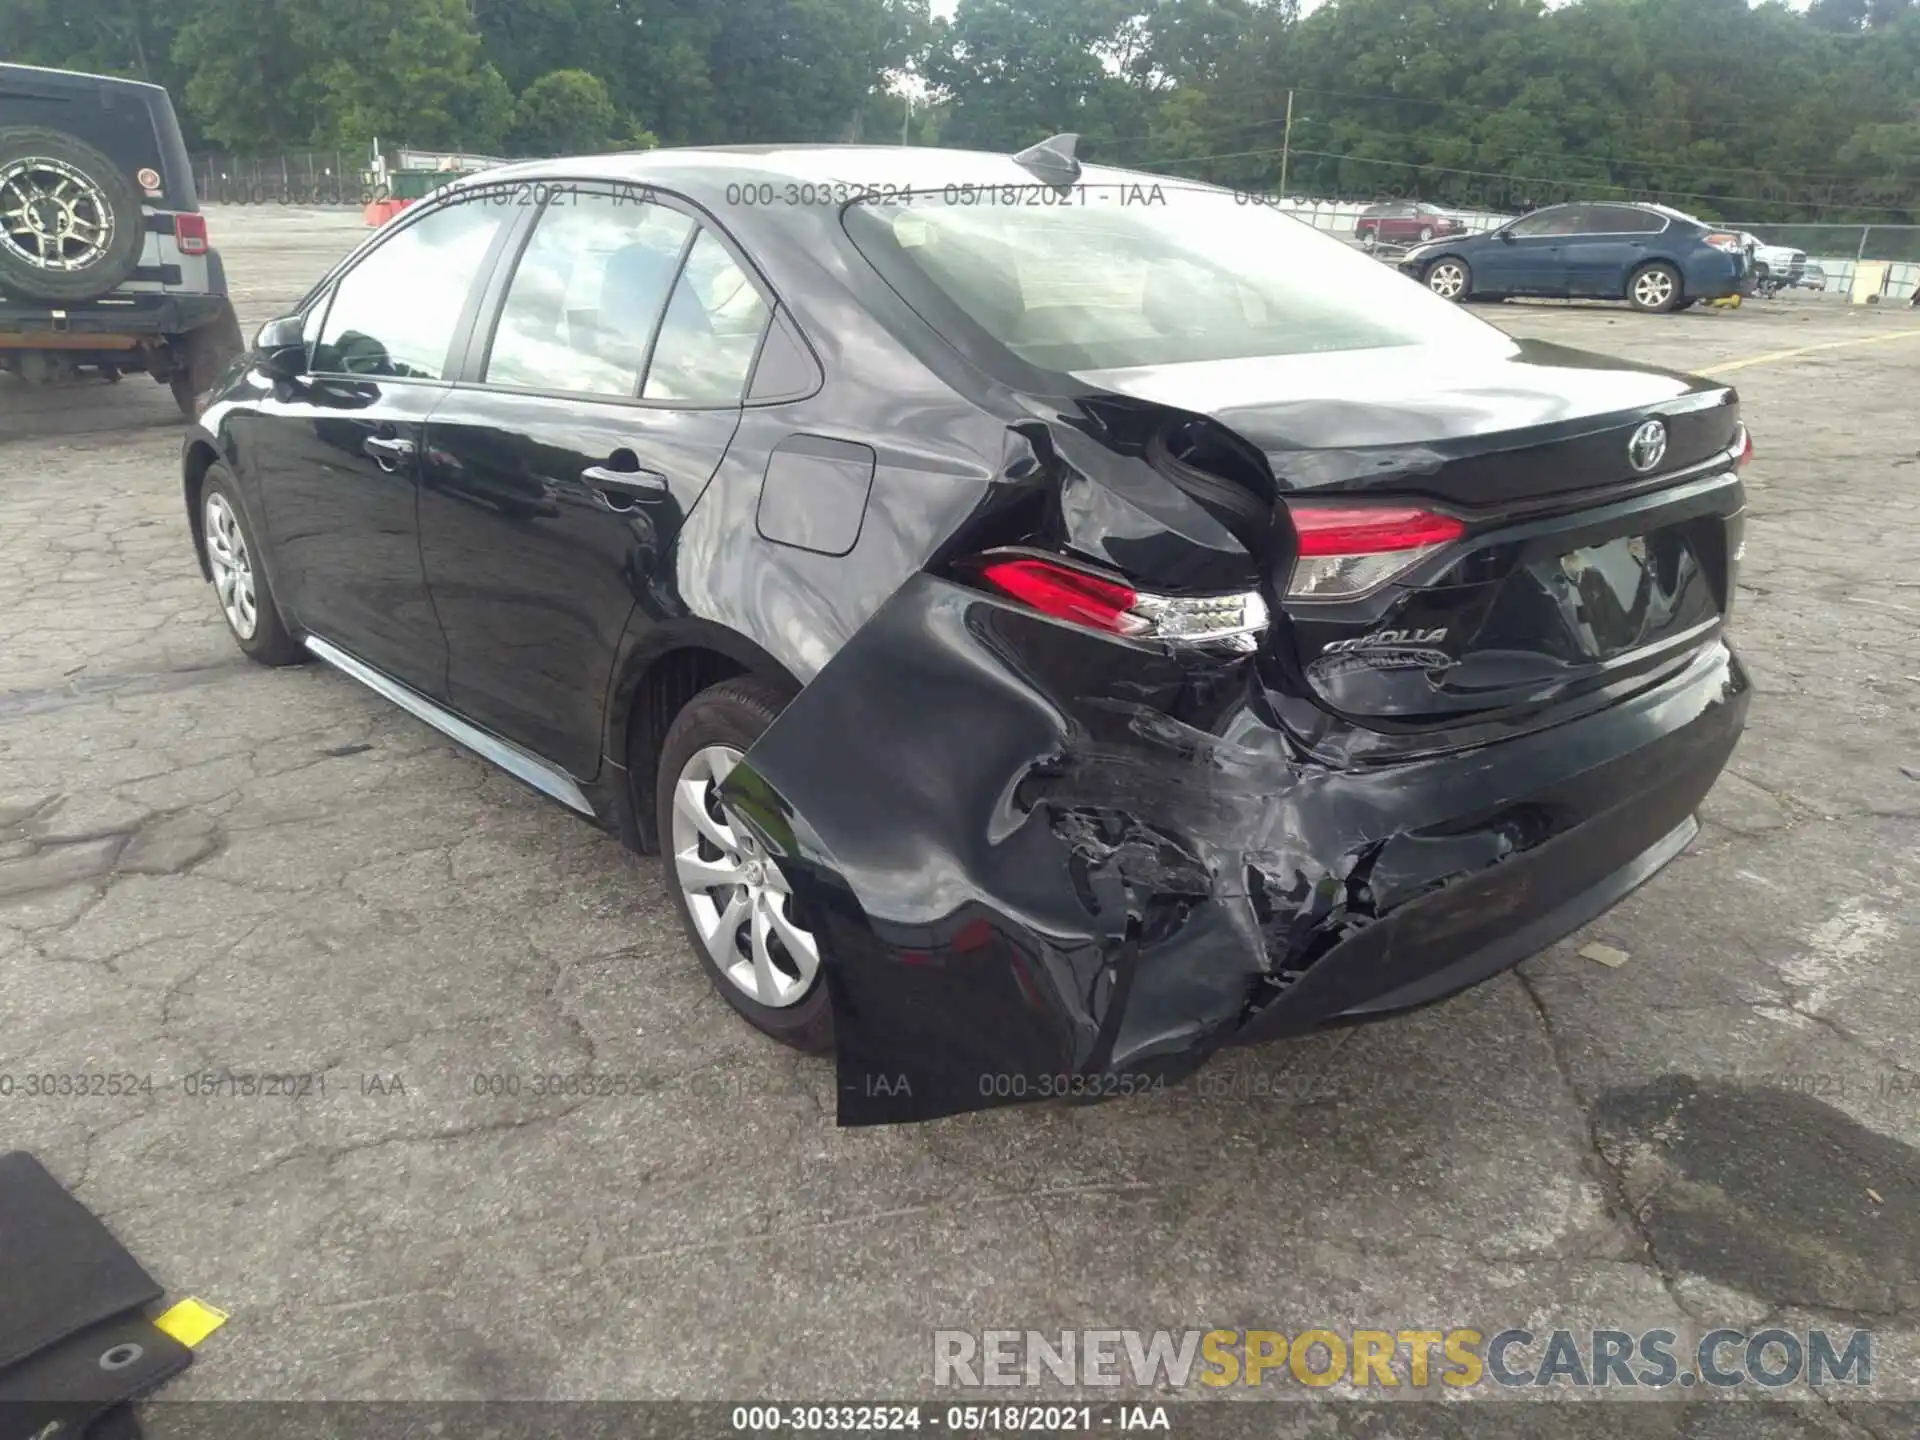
left=254, top=314, right=307, bottom=380
left=1498, top=230, right=1516, bottom=243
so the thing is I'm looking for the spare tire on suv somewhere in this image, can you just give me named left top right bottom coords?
left=0, top=127, right=145, bottom=303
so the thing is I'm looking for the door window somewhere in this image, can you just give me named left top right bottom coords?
left=312, top=201, right=507, bottom=378
left=641, top=229, right=771, bottom=406
left=484, top=193, right=695, bottom=397
left=1507, top=208, right=1576, bottom=238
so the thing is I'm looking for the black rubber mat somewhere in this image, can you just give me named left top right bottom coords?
left=0, top=1152, right=162, bottom=1372
left=0, top=1311, right=189, bottom=1440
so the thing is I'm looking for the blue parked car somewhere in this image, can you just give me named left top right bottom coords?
left=1398, top=201, right=1752, bottom=313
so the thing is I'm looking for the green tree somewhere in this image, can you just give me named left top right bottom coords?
left=509, top=68, right=641, bottom=153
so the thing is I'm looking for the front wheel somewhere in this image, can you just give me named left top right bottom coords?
left=1418, top=225, right=1435, bottom=241
left=1425, top=257, right=1470, bottom=301
left=1628, top=262, right=1684, bottom=313
left=201, top=465, right=304, bottom=666
left=656, top=677, right=833, bottom=1053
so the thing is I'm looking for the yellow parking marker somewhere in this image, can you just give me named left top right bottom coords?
left=1702, top=327, right=1920, bottom=376
left=152, top=1297, right=229, bottom=1348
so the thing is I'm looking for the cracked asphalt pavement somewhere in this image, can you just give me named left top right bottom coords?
left=1, top=207, right=1916, bottom=1425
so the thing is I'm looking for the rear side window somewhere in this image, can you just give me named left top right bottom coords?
left=484, top=192, right=695, bottom=397
left=1586, top=205, right=1665, bottom=233
left=844, top=181, right=1498, bottom=374
left=641, top=229, right=771, bottom=405
left=313, top=201, right=506, bottom=378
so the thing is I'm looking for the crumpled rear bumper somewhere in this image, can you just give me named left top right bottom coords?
left=722, top=574, right=1748, bottom=1125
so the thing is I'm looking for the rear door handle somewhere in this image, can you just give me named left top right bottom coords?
left=582, top=464, right=669, bottom=502
left=364, top=435, right=415, bottom=467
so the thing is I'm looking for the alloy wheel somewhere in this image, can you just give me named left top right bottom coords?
left=671, top=744, right=820, bottom=1008
left=0, top=157, right=114, bottom=272
left=1633, top=269, right=1675, bottom=310
left=1428, top=261, right=1467, bottom=300
left=203, top=492, right=259, bottom=640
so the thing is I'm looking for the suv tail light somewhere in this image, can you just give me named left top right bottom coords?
left=1734, top=423, right=1753, bottom=468
left=1704, top=232, right=1743, bottom=254
left=174, top=213, right=208, bottom=256
left=1284, top=503, right=1466, bottom=601
left=971, top=553, right=1267, bottom=643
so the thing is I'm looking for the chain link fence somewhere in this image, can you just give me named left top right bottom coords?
left=192, top=151, right=375, bottom=206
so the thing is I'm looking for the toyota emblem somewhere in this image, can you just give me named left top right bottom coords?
left=1627, top=419, right=1669, bottom=473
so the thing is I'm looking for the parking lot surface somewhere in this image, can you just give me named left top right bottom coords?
left=3, top=206, right=1917, bottom=1423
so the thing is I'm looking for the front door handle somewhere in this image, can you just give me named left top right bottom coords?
left=582, top=464, right=669, bottom=502
left=364, top=435, right=415, bottom=471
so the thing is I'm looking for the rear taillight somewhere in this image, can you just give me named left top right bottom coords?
left=174, top=213, right=208, bottom=256
left=1284, top=503, right=1466, bottom=601
left=1734, top=423, right=1753, bottom=468
left=1704, top=232, right=1743, bottom=254
left=972, top=554, right=1267, bottom=643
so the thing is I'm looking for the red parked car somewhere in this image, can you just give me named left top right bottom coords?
left=1355, top=201, right=1465, bottom=249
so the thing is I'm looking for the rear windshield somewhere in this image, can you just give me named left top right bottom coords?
left=842, top=180, right=1501, bottom=373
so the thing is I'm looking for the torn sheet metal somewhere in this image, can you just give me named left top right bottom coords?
left=721, top=572, right=1749, bottom=1125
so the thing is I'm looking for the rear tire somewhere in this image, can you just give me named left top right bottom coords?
left=169, top=369, right=198, bottom=417
left=200, top=464, right=304, bottom=666
left=1627, top=262, right=1683, bottom=313
left=0, top=127, right=144, bottom=302
left=656, top=677, right=833, bottom=1054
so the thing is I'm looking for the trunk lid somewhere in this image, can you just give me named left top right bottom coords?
left=1076, top=339, right=1745, bottom=736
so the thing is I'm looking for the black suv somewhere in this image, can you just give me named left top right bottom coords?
left=0, top=63, right=242, bottom=414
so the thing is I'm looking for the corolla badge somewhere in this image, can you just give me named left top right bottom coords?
left=1627, top=419, right=1669, bottom=473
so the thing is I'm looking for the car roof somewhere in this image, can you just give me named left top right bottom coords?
left=0, top=61, right=169, bottom=99
left=448, top=144, right=1189, bottom=202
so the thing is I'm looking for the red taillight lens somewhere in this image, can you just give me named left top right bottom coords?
left=1704, top=231, right=1743, bottom=254
left=971, top=554, right=1268, bottom=642
left=1288, top=505, right=1465, bottom=555
left=976, top=557, right=1144, bottom=636
left=1734, top=424, right=1753, bottom=468
left=174, top=213, right=209, bottom=256
left=1284, top=503, right=1466, bottom=601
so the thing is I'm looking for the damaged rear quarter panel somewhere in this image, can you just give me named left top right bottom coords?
left=717, top=571, right=1405, bottom=1126
left=720, top=566, right=1747, bottom=1125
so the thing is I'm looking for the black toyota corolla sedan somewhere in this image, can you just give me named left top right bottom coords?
left=181, top=139, right=1751, bottom=1125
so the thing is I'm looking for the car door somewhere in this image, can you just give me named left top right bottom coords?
left=1378, top=203, right=1417, bottom=244
left=249, top=196, right=516, bottom=695
left=1560, top=205, right=1665, bottom=298
left=417, top=186, right=773, bottom=778
left=1478, top=206, right=1581, bottom=295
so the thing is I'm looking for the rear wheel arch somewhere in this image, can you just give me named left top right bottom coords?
left=612, top=625, right=803, bottom=854
left=183, top=440, right=221, bottom=581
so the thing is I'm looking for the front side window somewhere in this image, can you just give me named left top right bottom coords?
left=1507, top=208, right=1575, bottom=238
left=484, top=193, right=695, bottom=397
left=641, top=229, right=771, bottom=405
left=844, top=180, right=1501, bottom=375
left=312, top=200, right=507, bottom=378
